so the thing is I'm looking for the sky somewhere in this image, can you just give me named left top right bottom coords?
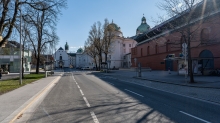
left=56, top=0, right=166, bottom=53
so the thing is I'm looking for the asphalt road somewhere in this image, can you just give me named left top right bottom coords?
left=27, top=69, right=220, bottom=123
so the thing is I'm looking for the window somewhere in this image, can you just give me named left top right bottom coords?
left=124, top=49, right=126, bottom=53
left=129, top=44, right=131, bottom=47
left=123, top=44, right=125, bottom=47
left=60, top=56, right=62, bottom=60
left=109, top=55, right=111, bottom=59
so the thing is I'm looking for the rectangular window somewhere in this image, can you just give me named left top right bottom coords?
left=124, top=49, right=126, bottom=53
left=109, top=55, right=111, bottom=59
left=123, top=44, right=125, bottom=47
left=129, top=44, right=131, bottom=47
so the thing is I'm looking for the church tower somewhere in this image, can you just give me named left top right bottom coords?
left=136, top=14, right=150, bottom=35
left=65, top=42, right=69, bottom=53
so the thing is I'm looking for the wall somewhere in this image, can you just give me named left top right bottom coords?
left=131, top=14, right=220, bottom=71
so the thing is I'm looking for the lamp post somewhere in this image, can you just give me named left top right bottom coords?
left=19, top=8, right=22, bottom=85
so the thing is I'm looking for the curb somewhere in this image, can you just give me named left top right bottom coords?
left=133, top=77, right=220, bottom=89
left=95, top=72, right=220, bottom=89
left=2, top=73, right=63, bottom=123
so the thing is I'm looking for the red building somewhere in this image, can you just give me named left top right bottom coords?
left=131, top=0, right=220, bottom=75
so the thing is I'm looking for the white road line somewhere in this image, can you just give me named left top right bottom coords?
left=90, top=112, right=99, bottom=123
left=83, top=97, right=90, bottom=107
left=80, top=89, right=84, bottom=96
left=77, top=85, right=80, bottom=89
left=124, top=89, right=144, bottom=97
left=108, top=77, right=220, bottom=106
left=179, top=111, right=211, bottom=123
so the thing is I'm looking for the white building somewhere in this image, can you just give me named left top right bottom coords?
left=54, top=42, right=95, bottom=69
left=54, top=42, right=76, bottom=68
left=75, top=48, right=94, bottom=68
left=106, top=21, right=137, bottom=68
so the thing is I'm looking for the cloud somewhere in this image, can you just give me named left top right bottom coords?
left=70, top=46, right=83, bottom=49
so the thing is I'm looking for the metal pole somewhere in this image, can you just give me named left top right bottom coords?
left=19, top=8, right=22, bottom=85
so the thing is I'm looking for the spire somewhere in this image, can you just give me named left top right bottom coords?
left=65, top=42, right=69, bottom=51
left=112, top=19, right=113, bottom=24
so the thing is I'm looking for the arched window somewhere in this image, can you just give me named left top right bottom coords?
left=147, top=46, right=150, bottom=55
left=155, top=44, right=158, bottom=54
left=60, top=56, right=62, bottom=60
left=201, top=28, right=209, bottom=43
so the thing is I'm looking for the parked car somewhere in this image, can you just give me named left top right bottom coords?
left=81, top=66, right=92, bottom=70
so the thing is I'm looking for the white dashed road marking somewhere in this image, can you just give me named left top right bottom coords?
left=179, top=111, right=211, bottom=123
left=90, top=111, right=99, bottom=123
left=124, top=89, right=144, bottom=97
left=83, top=97, right=91, bottom=107
left=79, top=89, right=84, bottom=96
left=72, top=73, right=100, bottom=122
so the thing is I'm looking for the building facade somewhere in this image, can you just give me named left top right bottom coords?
left=131, top=0, right=220, bottom=75
left=0, top=41, right=32, bottom=73
left=106, top=21, right=137, bottom=68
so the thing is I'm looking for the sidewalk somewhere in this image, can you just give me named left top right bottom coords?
left=97, top=69, right=220, bottom=104
left=104, top=69, right=220, bottom=89
left=0, top=72, right=63, bottom=123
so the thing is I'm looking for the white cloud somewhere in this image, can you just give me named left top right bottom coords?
left=70, top=46, right=83, bottom=49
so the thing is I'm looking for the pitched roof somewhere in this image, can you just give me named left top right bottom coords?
left=58, top=47, right=64, bottom=50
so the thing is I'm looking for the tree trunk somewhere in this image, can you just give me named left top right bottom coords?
left=105, top=53, right=107, bottom=62
left=187, top=30, right=195, bottom=83
left=36, top=53, right=40, bottom=74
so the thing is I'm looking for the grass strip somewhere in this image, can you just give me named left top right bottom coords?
left=0, top=74, right=45, bottom=95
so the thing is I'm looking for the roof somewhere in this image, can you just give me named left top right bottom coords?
left=108, top=20, right=121, bottom=31
left=58, top=47, right=64, bottom=50
left=136, top=16, right=150, bottom=35
left=67, top=53, right=76, bottom=57
left=134, top=0, right=220, bottom=44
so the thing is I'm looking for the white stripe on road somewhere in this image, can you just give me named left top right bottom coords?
left=77, top=85, right=80, bottom=89
left=124, top=89, right=144, bottom=97
left=90, top=112, right=99, bottom=123
left=80, top=89, right=84, bottom=96
left=179, top=111, right=211, bottom=123
left=83, top=97, right=90, bottom=107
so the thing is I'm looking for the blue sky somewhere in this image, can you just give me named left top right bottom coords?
left=56, top=0, right=165, bottom=52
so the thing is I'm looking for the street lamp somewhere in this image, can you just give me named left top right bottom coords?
left=19, top=8, right=22, bottom=85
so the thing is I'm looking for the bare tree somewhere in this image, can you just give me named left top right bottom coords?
left=0, top=0, right=65, bottom=47
left=23, top=1, right=64, bottom=73
left=84, top=39, right=98, bottom=70
left=102, top=18, right=115, bottom=62
left=157, top=0, right=218, bottom=83
left=88, top=22, right=103, bottom=70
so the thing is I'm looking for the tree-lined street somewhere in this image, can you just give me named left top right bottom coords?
left=25, top=69, right=220, bottom=123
